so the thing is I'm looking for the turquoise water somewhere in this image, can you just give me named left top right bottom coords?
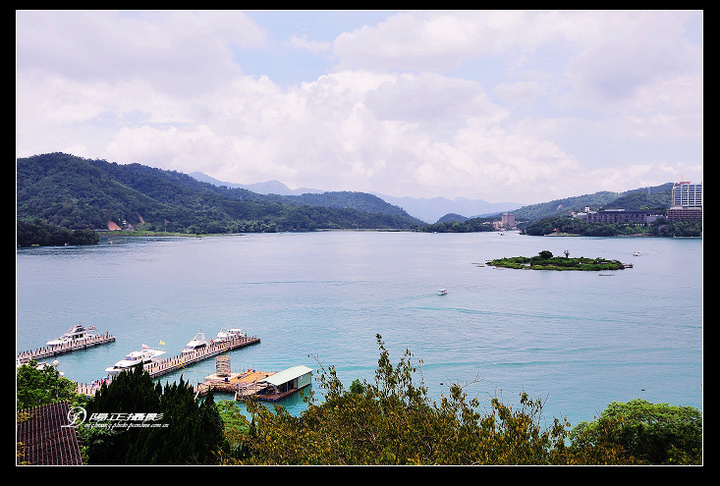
left=16, top=231, right=703, bottom=427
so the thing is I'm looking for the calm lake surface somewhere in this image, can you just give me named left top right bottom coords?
left=16, top=231, right=703, bottom=427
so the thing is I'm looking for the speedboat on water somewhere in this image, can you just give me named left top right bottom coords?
left=182, top=332, right=209, bottom=354
left=216, top=328, right=244, bottom=342
left=47, top=324, right=97, bottom=346
left=437, top=289, right=448, bottom=296
left=105, top=346, right=166, bottom=375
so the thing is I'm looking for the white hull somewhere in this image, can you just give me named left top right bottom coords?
left=105, top=348, right=166, bottom=375
left=182, top=332, right=209, bottom=354
left=47, top=324, right=97, bottom=346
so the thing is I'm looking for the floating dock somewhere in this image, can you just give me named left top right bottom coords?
left=143, top=335, right=261, bottom=379
left=195, top=369, right=274, bottom=399
left=17, top=333, right=116, bottom=365
left=194, top=358, right=312, bottom=402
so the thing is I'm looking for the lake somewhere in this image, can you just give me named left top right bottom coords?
left=16, top=231, right=703, bottom=427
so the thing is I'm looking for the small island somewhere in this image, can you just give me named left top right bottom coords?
left=487, top=250, right=627, bottom=271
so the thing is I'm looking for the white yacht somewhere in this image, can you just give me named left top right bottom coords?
left=216, top=328, right=244, bottom=342
left=437, top=289, right=448, bottom=296
left=47, top=324, right=97, bottom=346
left=182, top=332, right=209, bottom=354
left=105, top=346, right=166, bottom=375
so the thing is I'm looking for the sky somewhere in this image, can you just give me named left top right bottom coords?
left=16, top=10, right=703, bottom=204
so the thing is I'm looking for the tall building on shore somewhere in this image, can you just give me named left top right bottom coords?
left=501, top=211, right=516, bottom=229
left=667, top=180, right=702, bottom=221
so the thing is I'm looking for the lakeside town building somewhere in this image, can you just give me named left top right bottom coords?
left=501, top=211, right=516, bottom=229
left=574, top=181, right=702, bottom=224
left=667, top=181, right=702, bottom=221
left=586, top=209, right=660, bottom=225
left=493, top=212, right=517, bottom=230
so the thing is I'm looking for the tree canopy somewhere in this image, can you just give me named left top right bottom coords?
left=82, top=365, right=225, bottom=465
left=223, top=335, right=694, bottom=465
left=16, top=361, right=80, bottom=410
left=523, top=214, right=701, bottom=237
left=569, top=399, right=702, bottom=464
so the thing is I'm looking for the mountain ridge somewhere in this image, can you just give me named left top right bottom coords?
left=17, top=153, right=676, bottom=237
left=16, top=153, right=424, bottom=234
left=189, top=171, right=522, bottom=223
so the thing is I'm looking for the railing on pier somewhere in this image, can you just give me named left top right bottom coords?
left=144, top=335, right=261, bottom=379
left=16, top=333, right=116, bottom=365
left=76, top=379, right=111, bottom=397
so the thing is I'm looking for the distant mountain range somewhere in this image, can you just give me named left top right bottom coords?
left=188, top=172, right=674, bottom=225
left=189, top=172, right=324, bottom=196
left=16, top=153, right=676, bottom=238
left=17, top=153, right=425, bottom=234
left=371, top=193, right=521, bottom=224
left=190, top=172, right=522, bottom=223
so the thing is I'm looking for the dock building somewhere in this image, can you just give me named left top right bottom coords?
left=256, top=365, right=313, bottom=401
left=195, top=361, right=313, bottom=402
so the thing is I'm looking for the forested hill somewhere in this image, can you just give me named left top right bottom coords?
left=16, top=153, right=424, bottom=235
left=512, top=183, right=673, bottom=223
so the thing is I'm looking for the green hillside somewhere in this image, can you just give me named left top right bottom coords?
left=16, top=153, right=423, bottom=240
left=512, top=183, right=673, bottom=223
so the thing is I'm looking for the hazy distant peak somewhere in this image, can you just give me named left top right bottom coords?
left=189, top=172, right=322, bottom=195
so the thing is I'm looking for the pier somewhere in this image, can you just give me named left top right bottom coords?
left=16, top=333, right=116, bottom=365
left=143, top=335, right=261, bottom=379
left=194, top=369, right=275, bottom=400
left=194, top=359, right=312, bottom=402
left=74, top=335, right=260, bottom=397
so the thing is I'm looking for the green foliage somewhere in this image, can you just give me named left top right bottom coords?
left=523, top=214, right=701, bottom=237
left=488, top=253, right=625, bottom=271
left=16, top=361, right=82, bottom=410
left=17, top=217, right=100, bottom=247
left=417, top=216, right=497, bottom=233
left=512, top=183, right=672, bottom=223
left=229, top=335, right=636, bottom=465
left=658, top=219, right=703, bottom=237
left=569, top=399, right=702, bottom=464
left=82, top=365, right=226, bottom=464
left=17, top=153, right=423, bottom=235
left=603, top=185, right=673, bottom=211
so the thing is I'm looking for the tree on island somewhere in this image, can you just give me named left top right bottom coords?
left=487, top=250, right=625, bottom=271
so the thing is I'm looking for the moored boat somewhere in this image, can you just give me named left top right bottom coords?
left=47, top=324, right=97, bottom=346
left=182, top=332, right=209, bottom=354
left=216, top=328, right=245, bottom=342
left=105, top=345, right=166, bottom=375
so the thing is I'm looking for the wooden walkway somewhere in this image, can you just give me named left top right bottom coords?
left=144, top=335, right=261, bottom=379
left=17, top=333, right=116, bottom=365
left=194, top=370, right=274, bottom=400
left=17, top=401, right=84, bottom=465
left=194, top=368, right=310, bottom=402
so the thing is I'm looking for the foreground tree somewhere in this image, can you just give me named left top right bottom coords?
left=82, top=365, right=226, bottom=464
left=569, top=399, right=702, bottom=464
left=16, top=360, right=80, bottom=409
left=230, top=335, right=634, bottom=465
